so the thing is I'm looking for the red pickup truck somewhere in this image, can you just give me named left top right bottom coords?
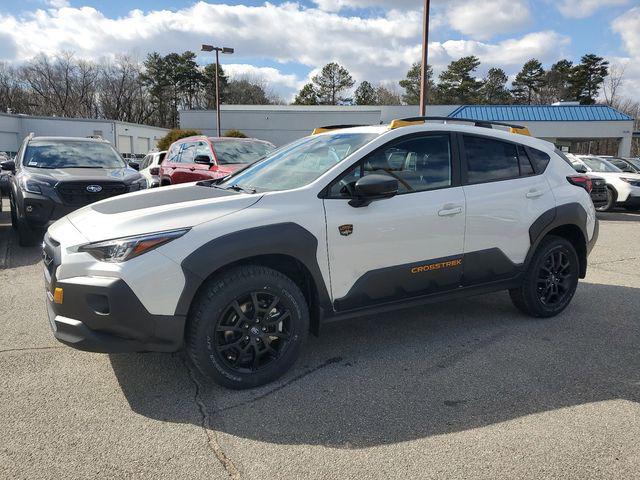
left=161, top=136, right=275, bottom=185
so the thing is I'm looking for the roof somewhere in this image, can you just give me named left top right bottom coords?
left=449, top=105, right=633, bottom=122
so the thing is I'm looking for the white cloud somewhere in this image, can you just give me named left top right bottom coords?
left=446, top=0, right=531, bottom=40
left=557, top=0, right=629, bottom=19
left=0, top=2, right=575, bottom=99
left=611, top=6, right=640, bottom=99
left=44, top=0, right=70, bottom=7
left=223, top=64, right=303, bottom=89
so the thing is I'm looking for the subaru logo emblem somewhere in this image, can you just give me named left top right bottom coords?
left=86, top=184, right=102, bottom=193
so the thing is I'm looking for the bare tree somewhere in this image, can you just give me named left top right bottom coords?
left=602, top=64, right=625, bottom=107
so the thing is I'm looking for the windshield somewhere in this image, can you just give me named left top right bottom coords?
left=628, top=158, right=640, bottom=169
left=581, top=157, right=622, bottom=173
left=219, top=132, right=379, bottom=192
left=212, top=140, right=275, bottom=165
left=23, top=140, right=126, bottom=169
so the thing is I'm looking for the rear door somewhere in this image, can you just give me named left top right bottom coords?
left=460, top=134, right=555, bottom=285
left=323, top=132, right=466, bottom=311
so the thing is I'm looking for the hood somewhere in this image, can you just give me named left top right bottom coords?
left=218, top=164, right=248, bottom=175
left=24, top=166, right=142, bottom=183
left=66, top=182, right=262, bottom=242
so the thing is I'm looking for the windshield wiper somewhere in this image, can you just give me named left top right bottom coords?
left=224, top=184, right=257, bottom=194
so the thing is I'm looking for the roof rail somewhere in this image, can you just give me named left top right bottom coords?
left=388, top=116, right=527, bottom=131
left=311, top=124, right=365, bottom=135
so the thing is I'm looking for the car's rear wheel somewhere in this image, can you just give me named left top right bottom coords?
left=186, top=265, right=309, bottom=389
left=595, top=187, right=616, bottom=212
left=509, top=235, right=579, bottom=318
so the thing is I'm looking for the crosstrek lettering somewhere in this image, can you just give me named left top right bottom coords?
left=411, top=259, right=462, bottom=274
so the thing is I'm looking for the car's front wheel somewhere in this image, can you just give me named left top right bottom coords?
left=509, top=235, right=579, bottom=318
left=186, top=265, right=309, bottom=389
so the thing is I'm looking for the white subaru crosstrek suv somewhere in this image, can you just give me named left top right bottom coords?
left=43, top=117, right=598, bottom=389
left=568, top=154, right=640, bottom=211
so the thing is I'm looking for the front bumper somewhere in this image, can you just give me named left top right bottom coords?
left=21, top=191, right=77, bottom=227
left=43, top=234, right=185, bottom=353
left=622, top=195, right=640, bottom=208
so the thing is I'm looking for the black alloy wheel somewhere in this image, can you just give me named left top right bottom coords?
left=510, top=235, right=579, bottom=318
left=186, top=265, right=309, bottom=389
left=215, top=292, right=292, bottom=373
left=536, top=249, right=572, bottom=307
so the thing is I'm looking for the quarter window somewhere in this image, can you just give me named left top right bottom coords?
left=328, top=134, right=452, bottom=197
left=464, top=136, right=519, bottom=183
left=528, top=148, right=551, bottom=173
left=517, top=146, right=535, bottom=176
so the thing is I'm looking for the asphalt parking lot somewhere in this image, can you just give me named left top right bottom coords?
left=1, top=198, right=639, bottom=480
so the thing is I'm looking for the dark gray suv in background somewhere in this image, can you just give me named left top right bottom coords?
left=0, top=135, right=146, bottom=246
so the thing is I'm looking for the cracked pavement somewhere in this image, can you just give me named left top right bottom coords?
left=1, top=198, right=639, bottom=479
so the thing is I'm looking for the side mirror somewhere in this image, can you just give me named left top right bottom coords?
left=349, top=174, right=398, bottom=208
left=149, top=166, right=160, bottom=176
left=0, top=160, right=15, bottom=172
left=573, top=164, right=587, bottom=173
left=128, top=161, right=140, bottom=171
left=194, top=155, right=212, bottom=165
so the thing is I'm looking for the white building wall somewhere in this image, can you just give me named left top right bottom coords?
left=180, top=105, right=634, bottom=155
left=0, top=113, right=169, bottom=155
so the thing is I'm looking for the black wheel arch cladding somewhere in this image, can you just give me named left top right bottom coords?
left=527, top=202, right=591, bottom=278
left=176, top=222, right=332, bottom=321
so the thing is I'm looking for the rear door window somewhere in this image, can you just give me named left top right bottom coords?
left=464, top=136, right=519, bottom=183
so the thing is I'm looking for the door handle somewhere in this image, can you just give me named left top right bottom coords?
left=438, top=205, right=463, bottom=216
left=526, top=189, right=544, bottom=199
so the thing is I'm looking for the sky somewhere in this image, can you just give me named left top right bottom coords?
left=0, top=0, right=639, bottom=102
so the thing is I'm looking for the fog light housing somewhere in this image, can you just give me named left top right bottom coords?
left=53, top=287, right=64, bottom=304
left=26, top=205, right=34, bottom=213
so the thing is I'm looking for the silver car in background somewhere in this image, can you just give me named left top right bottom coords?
left=138, top=150, right=167, bottom=188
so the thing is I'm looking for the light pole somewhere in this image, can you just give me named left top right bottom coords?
left=419, top=0, right=430, bottom=116
left=201, top=44, right=234, bottom=137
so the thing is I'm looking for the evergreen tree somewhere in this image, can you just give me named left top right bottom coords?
left=399, top=62, right=434, bottom=105
left=511, top=59, right=545, bottom=104
left=436, top=56, right=483, bottom=104
left=354, top=81, right=378, bottom=105
left=312, top=62, right=355, bottom=105
left=481, top=67, right=511, bottom=104
left=569, top=54, right=609, bottom=105
left=293, top=83, right=319, bottom=105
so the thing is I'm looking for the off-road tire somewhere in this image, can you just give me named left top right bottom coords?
left=509, top=235, right=579, bottom=318
left=186, top=265, right=309, bottom=389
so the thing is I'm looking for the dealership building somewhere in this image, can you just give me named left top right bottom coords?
left=180, top=103, right=635, bottom=157
left=0, top=112, right=169, bottom=156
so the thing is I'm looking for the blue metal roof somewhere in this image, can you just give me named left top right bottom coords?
left=449, top=105, right=633, bottom=122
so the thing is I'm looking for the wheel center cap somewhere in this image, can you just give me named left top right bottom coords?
left=250, top=326, right=260, bottom=336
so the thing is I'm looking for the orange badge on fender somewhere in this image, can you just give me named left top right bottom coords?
left=339, top=224, right=353, bottom=236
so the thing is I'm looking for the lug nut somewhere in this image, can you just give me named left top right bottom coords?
left=261, top=327, right=267, bottom=332
left=244, top=336, right=250, bottom=341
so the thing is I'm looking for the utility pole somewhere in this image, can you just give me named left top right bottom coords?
left=419, top=0, right=430, bottom=116
left=201, top=44, right=234, bottom=137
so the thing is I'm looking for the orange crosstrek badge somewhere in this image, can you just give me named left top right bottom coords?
left=411, top=258, right=462, bottom=274
left=339, top=224, right=353, bottom=236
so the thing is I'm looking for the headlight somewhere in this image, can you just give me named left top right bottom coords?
left=19, top=176, right=49, bottom=194
left=620, top=177, right=640, bottom=187
left=77, top=228, right=189, bottom=263
left=129, top=178, right=148, bottom=191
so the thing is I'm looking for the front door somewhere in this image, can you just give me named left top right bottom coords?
left=323, top=133, right=466, bottom=311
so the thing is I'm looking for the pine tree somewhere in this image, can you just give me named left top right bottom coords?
left=511, top=59, right=545, bottom=104
left=312, top=62, right=355, bottom=105
left=354, top=81, right=378, bottom=105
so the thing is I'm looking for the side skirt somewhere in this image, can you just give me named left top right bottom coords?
left=322, top=275, right=523, bottom=324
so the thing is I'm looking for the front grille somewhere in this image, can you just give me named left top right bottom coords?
left=42, top=233, right=60, bottom=279
left=591, top=181, right=607, bottom=196
left=55, top=181, right=127, bottom=206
